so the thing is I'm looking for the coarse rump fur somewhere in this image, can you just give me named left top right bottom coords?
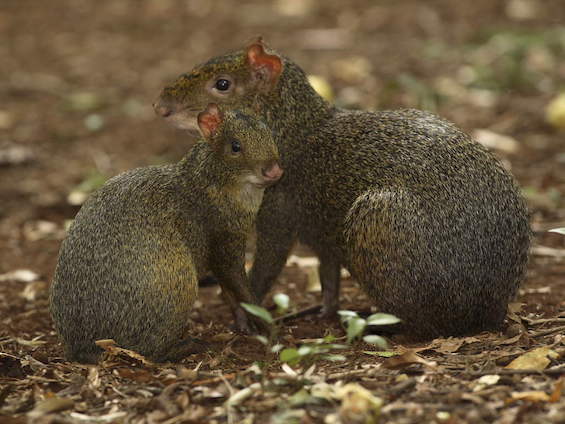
left=273, top=107, right=529, bottom=337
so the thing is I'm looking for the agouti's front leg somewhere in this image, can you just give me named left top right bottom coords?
left=249, top=189, right=298, bottom=301
left=210, top=235, right=264, bottom=333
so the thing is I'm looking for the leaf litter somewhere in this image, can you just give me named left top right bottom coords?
left=1, top=0, right=565, bottom=422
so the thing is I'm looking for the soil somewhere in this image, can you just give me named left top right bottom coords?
left=1, top=0, right=564, bottom=423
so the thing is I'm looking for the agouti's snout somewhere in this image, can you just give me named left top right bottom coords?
left=261, top=162, right=283, bottom=183
left=153, top=97, right=175, bottom=117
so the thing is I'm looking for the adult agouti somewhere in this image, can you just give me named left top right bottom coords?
left=154, top=40, right=530, bottom=339
left=50, top=104, right=283, bottom=363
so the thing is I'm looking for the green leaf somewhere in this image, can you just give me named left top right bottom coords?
left=254, top=335, right=269, bottom=345
left=323, top=334, right=337, bottom=343
left=549, top=228, right=565, bottom=235
left=366, top=313, right=401, bottom=326
left=363, top=335, right=388, bottom=349
left=338, top=310, right=359, bottom=319
left=240, top=303, right=273, bottom=324
left=321, top=344, right=349, bottom=350
left=346, top=317, right=367, bottom=343
left=280, top=348, right=300, bottom=363
left=273, top=293, right=290, bottom=312
left=321, top=354, right=346, bottom=362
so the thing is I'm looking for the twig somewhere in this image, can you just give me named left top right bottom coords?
left=529, top=325, right=565, bottom=338
left=531, top=246, right=565, bottom=258
left=326, top=367, right=381, bottom=380
left=462, top=366, right=565, bottom=377
left=274, top=304, right=322, bottom=322
left=523, top=317, right=565, bottom=325
left=388, top=377, right=417, bottom=397
left=191, top=372, right=237, bottom=386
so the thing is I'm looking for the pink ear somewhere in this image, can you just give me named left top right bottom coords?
left=197, top=104, right=223, bottom=139
left=246, top=39, right=283, bottom=87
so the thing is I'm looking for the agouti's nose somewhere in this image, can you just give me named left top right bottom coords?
left=261, top=162, right=283, bottom=182
left=153, top=98, right=175, bottom=118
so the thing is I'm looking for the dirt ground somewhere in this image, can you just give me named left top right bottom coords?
left=1, top=0, right=565, bottom=423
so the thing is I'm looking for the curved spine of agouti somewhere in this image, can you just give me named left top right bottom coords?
left=155, top=40, right=530, bottom=339
left=49, top=104, right=282, bottom=363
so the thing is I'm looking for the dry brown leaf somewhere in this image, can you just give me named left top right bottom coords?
left=505, top=347, right=558, bottom=371
left=337, top=383, right=383, bottom=424
left=0, top=269, right=40, bottom=283
left=69, top=411, right=127, bottom=422
left=0, top=142, right=35, bottom=166
left=430, top=337, right=465, bottom=354
left=306, top=266, right=321, bottom=292
left=20, top=281, right=48, bottom=301
left=382, top=350, right=437, bottom=370
left=209, top=332, right=235, bottom=343
left=511, top=391, right=551, bottom=402
left=549, top=378, right=564, bottom=403
left=495, top=333, right=524, bottom=346
left=114, top=367, right=153, bottom=383
left=22, top=220, right=66, bottom=241
left=95, top=338, right=153, bottom=366
left=27, top=396, right=74, bottom=419
left=176, top=366, right=199, bottom=381
left=15, top=337, right=46, bottom=347
left=473, top=129, right=520, bottom=154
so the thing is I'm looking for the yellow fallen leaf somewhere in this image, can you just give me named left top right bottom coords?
left=546, top=93, right=565, bottom=130
left=336, top=383, right=382, bottom=424
left=505, top=347, right=558, bottom=371
left=307, top=75, right=334, bottom=102
left=511, top=391, right=551, bottom=402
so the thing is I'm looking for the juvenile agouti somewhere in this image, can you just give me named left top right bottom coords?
left=50, top=104, right=282, bottom=363
left=154, top=40, right=531, bottom=339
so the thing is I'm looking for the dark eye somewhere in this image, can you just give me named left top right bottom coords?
left=215, top=79, right=231, bottom=91
left=231, top=140, right=241, bottom=153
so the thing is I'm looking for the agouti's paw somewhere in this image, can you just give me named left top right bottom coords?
left=320, top=303, right=339, bottom=320
left=233, top=307, right=268, bottom=335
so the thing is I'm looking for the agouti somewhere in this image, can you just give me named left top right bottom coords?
left=50, top=104, right=283, bottom=363
left=154, top=40, right=530, bottom=339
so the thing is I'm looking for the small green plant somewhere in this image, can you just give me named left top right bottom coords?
left=241, top=293, right=289, bottom=357
left=242, top=297, right=401, bottom=368
left=338, top=310, right=401, bottom=349
left=279, top=335, right=347, bottom=367
left=241, top=296, right=347, bottom=367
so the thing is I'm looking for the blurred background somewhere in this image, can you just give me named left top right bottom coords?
left=1, top=0, right=564, bottom=284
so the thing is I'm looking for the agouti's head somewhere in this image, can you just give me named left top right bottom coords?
left=155, top=39, right=283, bottom=131
left=197, top=103, right=283, bottom=187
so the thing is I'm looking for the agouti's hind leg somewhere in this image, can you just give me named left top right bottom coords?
left=318, top=255, right=341, bottom=318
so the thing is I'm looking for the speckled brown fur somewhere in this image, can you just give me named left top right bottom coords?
left=156, top=41, right=530, bottom=339
left=50, top=108, right=279, bottom=363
